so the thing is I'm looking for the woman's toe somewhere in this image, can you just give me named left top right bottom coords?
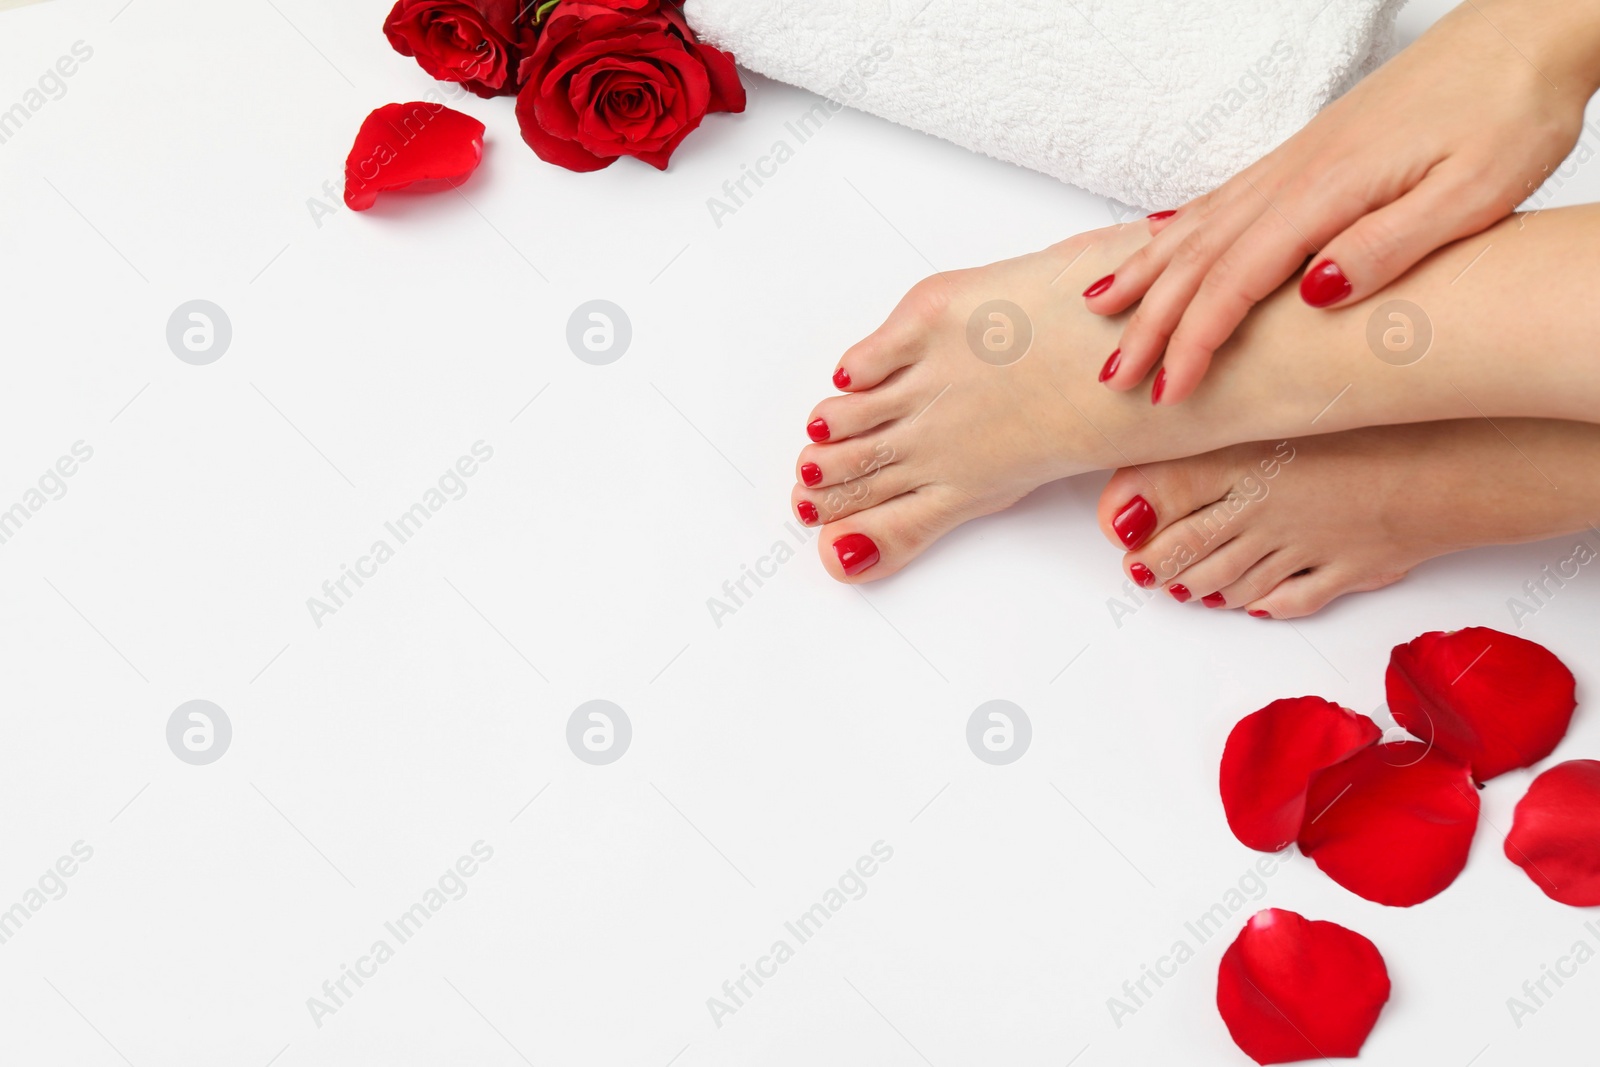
left=1118, top=483, right=1256, bottom=593
left=1097, top=453, right=1239, bottom=552
left=1144, top=534, right=1267, bottom=609
left=816, top=486, right=974, bottom=583
left=832, top=302, right=932, bottom=392
left=805, top=380, right=913, bottom=442
left=791, top=462, right=923, bottom=527
left=1247, top=558, right=1412, bottom=619
left=1240, top=567, right=1350, bottom=620
left=796, top=436, right=901, bottom=491
left=1209, top=549, right=1310, bottom=613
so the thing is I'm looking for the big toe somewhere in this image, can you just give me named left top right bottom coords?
left=1095, top=455, right=1240, bottom=553
left=816, top=485, right=978, bottom=583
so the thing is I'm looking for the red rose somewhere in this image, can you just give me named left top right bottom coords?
left=514, top=1, right=745, bottom=171
left=384, top=0, right=536, bottom=98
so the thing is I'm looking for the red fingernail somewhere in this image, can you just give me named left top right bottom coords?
left=1083, top=274, right=1114, bottom=299
left=833, top=367, right=851, bottom=390
left=1151, top=368, right=1166, bottom=405
left=1147, top=209, right=1177, bottom=221
left=1248, top=609, right=1271, bottom=618
left=1202, top=592, right=1226, bottom=608
left=807, top=418, right=830, bottom=442
left=1112, top=495, right=1157, bottom=549
left=801, top=462, right=822, bottom=487
left=1169, top=583, right=1191, bottom=603
left=833, top=533, right=880, bottom=576
left=1098, top=349, right=1121, bottom=383
left=797, top=500, right=819, bottom=525
left=1300, top=259, right=1351, bottom=307
left=1130, top=562, right=1155, bottom=588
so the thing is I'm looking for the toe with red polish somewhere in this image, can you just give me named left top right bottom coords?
left=1112, top=495, right=1157, bottom=549
left=833, top=533, right=880, bottom=576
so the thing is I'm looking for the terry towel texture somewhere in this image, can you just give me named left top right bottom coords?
left=683, top=0, right=1407, bottom=207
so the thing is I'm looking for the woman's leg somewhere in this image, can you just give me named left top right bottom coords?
left=1093, top=418, right=1600, bottom=618
left=793, top=204, right=1600, bottom=581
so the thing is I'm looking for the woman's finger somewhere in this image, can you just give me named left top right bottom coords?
left=1146, top=207, right=1181, bottom=234
left=1083, top=206, right=1199, bottom=316
left=1301, top=167, right=1506, bottom=309
left=1099, top=192, right=1271, bottom=390
left=1154, top=187, right=1373, bottom=403
left=1083, top=185, right=1232, bottom=316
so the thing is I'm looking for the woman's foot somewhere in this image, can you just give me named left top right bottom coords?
left=1095, top=419, right=1600, bottom=618
left=793, top=205, right=1600, bottom=584
left=791, top=228, right=1140, bottom=582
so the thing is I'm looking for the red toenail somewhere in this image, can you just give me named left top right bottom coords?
left=1151, top=368, right=1167, bottom=405
left=1202, top=592, right=1226, bottom=608
left=1248, top=609, right=1271, bottom=618
left=1147, top=209, right=1177, bottom=221
left=1098, top=349, right=1121, bottom=383
left=797, top=500, right=819, bottom=525
left=1083, top=274, right=1114, bottom=299
left=807, top=418, right=830, bottom=442
left=1112, top=495, right=1157, bottom=549
left=834, top=533, right=880, bottom=576
left=1130, top=562, right=1155, bottom=588
left=801, top=462, right=822, bottom=487
left=1169, top=584, right=1191, bottom=603
left=833, top=367, right=851, bottom=390
left=1301, top=259, right=1352, bottom=307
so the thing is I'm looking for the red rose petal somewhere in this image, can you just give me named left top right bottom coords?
left=695, top=41, right=747, bottom=112
left=1217, top=908, right=1390, bottom=1065
left=1297, top=741, right=1479, bottom=906
left=344, top=102, right=486, bottom=211
left=1387, top=627, right=1576, bottom=782
left=518, top=90, right=616, bottom=171
left=1505, top=759, right=1600, bottom=906
left=1220, top=696, right=1381, bottom=853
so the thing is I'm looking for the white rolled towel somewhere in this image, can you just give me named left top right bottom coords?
left=683, top=0, right=1407, bottom=208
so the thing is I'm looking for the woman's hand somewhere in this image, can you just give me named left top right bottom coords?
left=1086, top=0, right=1600, bottom=405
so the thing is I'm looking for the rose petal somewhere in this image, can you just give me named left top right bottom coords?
left=1297, top=741, right=1479, bottom=906
left=517, top=87, right=617, bottom=171
left=344, top=102, right=486, bottom=211
left=1220, top=696, right=1381, bottom=852
left=1505, top=759, right=1600, bottom=906
left=1387, top=627, right=1576, bottom=782
left=1217, top=908, right=1390, bottom=1066
left=695, top=41, right=747, bottom=113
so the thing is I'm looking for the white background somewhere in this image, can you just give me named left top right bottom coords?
left=2, top=0, right=1599, bottom=1064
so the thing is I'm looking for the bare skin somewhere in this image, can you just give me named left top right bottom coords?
left=1090, top=0, right=1600, bottom=404
left=791, top=205, right=1600, bottom=582
left=1093, top=419, right=1600, bottom=619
